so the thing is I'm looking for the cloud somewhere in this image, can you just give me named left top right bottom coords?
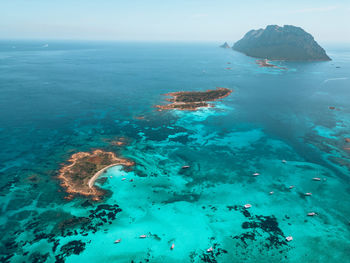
left=295, top=6, right=338, bottom=13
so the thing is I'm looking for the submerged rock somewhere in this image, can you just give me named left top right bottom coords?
left=55, top=240, right=86, bottom=262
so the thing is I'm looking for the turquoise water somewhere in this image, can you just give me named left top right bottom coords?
left=0, top=41, right=350, bottom=262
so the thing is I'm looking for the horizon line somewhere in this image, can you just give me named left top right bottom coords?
left=0, top=37, right=348, bottom=45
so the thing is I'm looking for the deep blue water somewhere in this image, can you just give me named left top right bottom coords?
left=0, top=41, right=350, bottom=262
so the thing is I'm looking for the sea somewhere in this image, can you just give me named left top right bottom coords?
left=0, top=40, right=349, bottom=263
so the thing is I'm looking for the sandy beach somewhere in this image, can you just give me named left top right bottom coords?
left=88, top=164, right=121, bottom=188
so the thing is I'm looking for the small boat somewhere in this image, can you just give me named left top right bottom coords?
left=282, top=160, right=287, bottom=163
left=285, top=236, right=293, bottom=242
left=307, top=212, right=316, bottom=216
left=269, top=191, right=274, bottom=195
left=305, top=192, right=312, bottom=196
left=114, top=239, right=121, bottom=244
left=244, top=204, right=252, bottom=209
left=207, top=247, right=213, bottom=252
left=253, top=173, right=260, bottom=176
left=289, top=185, right=295, bottom=189
left=139, top=235, right=147, bottom=238
left=170, top=243, right=175, bottom=250
left=122, top=178, right=126, bottom=181
left=312, top=177, right=321, bottom=181
left=182, top=165, right=190, bottom=169
left=110, top=176, right=113, bottom=178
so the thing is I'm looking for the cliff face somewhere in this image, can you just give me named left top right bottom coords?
left=233, top=25, right=331, bottom=61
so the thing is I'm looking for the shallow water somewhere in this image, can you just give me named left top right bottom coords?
left=0, top=41, right=350, bottom=262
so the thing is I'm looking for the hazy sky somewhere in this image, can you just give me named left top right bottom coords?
left=1, top=0, right=350, bottom=43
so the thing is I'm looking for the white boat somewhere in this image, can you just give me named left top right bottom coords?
left=139, top=235, right=147, bottom=238
left=312, top=177, right=321, bottom=181
left=305, top=192, right=312, bottom=196
left=253, top=173, right=260, bottom=176
left=289, top=185, right=295, bottom=189
left=244, top=204, right=252, bottom=209
left=182, top=165, right=190, bottom=169
left=207, top=247, right=213, bottom=252
left=171, top=243, right=175, bottom=250
left=114, top=239, right=121, bottom=244
left=286, top=236, right=293, bottom=242
left=307, top=212, right=316, bottom=216
left=269, top=191, right=274, bottom=195
left=122, top=178, right=126, bottom=181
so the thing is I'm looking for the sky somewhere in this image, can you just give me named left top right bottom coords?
left=1, top=0, right=350, bottom=43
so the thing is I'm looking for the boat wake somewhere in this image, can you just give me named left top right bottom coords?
left=323, top=77, right=348, bottom=83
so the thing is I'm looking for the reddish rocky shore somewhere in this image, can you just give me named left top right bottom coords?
left=58, top=149, right=134, bottom=201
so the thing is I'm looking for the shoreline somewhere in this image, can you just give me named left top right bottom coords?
left=88, top=163, right=121, bottom=188
left=58, top=149, right=134, bottom=200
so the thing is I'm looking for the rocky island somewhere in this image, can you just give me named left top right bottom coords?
left=256, top=59, right=287, bottom=69
left=220, top=42, right=231, bottom=48
left=156, top=87, right=232, bottom=111
left=58, top=149, right=134, bottom=201
left=233, top=25, right=331, bottom=61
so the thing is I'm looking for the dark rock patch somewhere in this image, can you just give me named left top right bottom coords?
left=233, top=214, right=287, bottom=249
left=29, top=252, right=50, bottom=263
left=199, top=242, right=228, bottom=263
left=55, top=240, right=86, bottom=262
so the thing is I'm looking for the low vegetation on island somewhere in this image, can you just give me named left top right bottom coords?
left=156, top=87, right=232, bottom=111
left=58, top=149, right=134, bottom=201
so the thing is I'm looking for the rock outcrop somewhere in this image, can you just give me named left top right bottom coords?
left=220, top=42, right=231, bottom=48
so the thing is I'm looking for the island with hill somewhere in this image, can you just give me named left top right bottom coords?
left=58, top=149, right=134, bottom=201
left=156, top=87, right=232, bottom=111
left=232, top=25, right=331, bottom=61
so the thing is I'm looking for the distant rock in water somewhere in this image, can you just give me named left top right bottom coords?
left=220, top=42, right=231, bottom=48
left=233, top=25, right=331, bottom=61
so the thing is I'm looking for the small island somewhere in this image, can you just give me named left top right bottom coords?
left=220, top=42, right=230, bottom=48
left=156, top=87, right=232, bottom=111
left=232, top=25, right=331, bottom=61
left=256, top=59, right=287, bottom=70
left=58, top=149, right=134, bottom=201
